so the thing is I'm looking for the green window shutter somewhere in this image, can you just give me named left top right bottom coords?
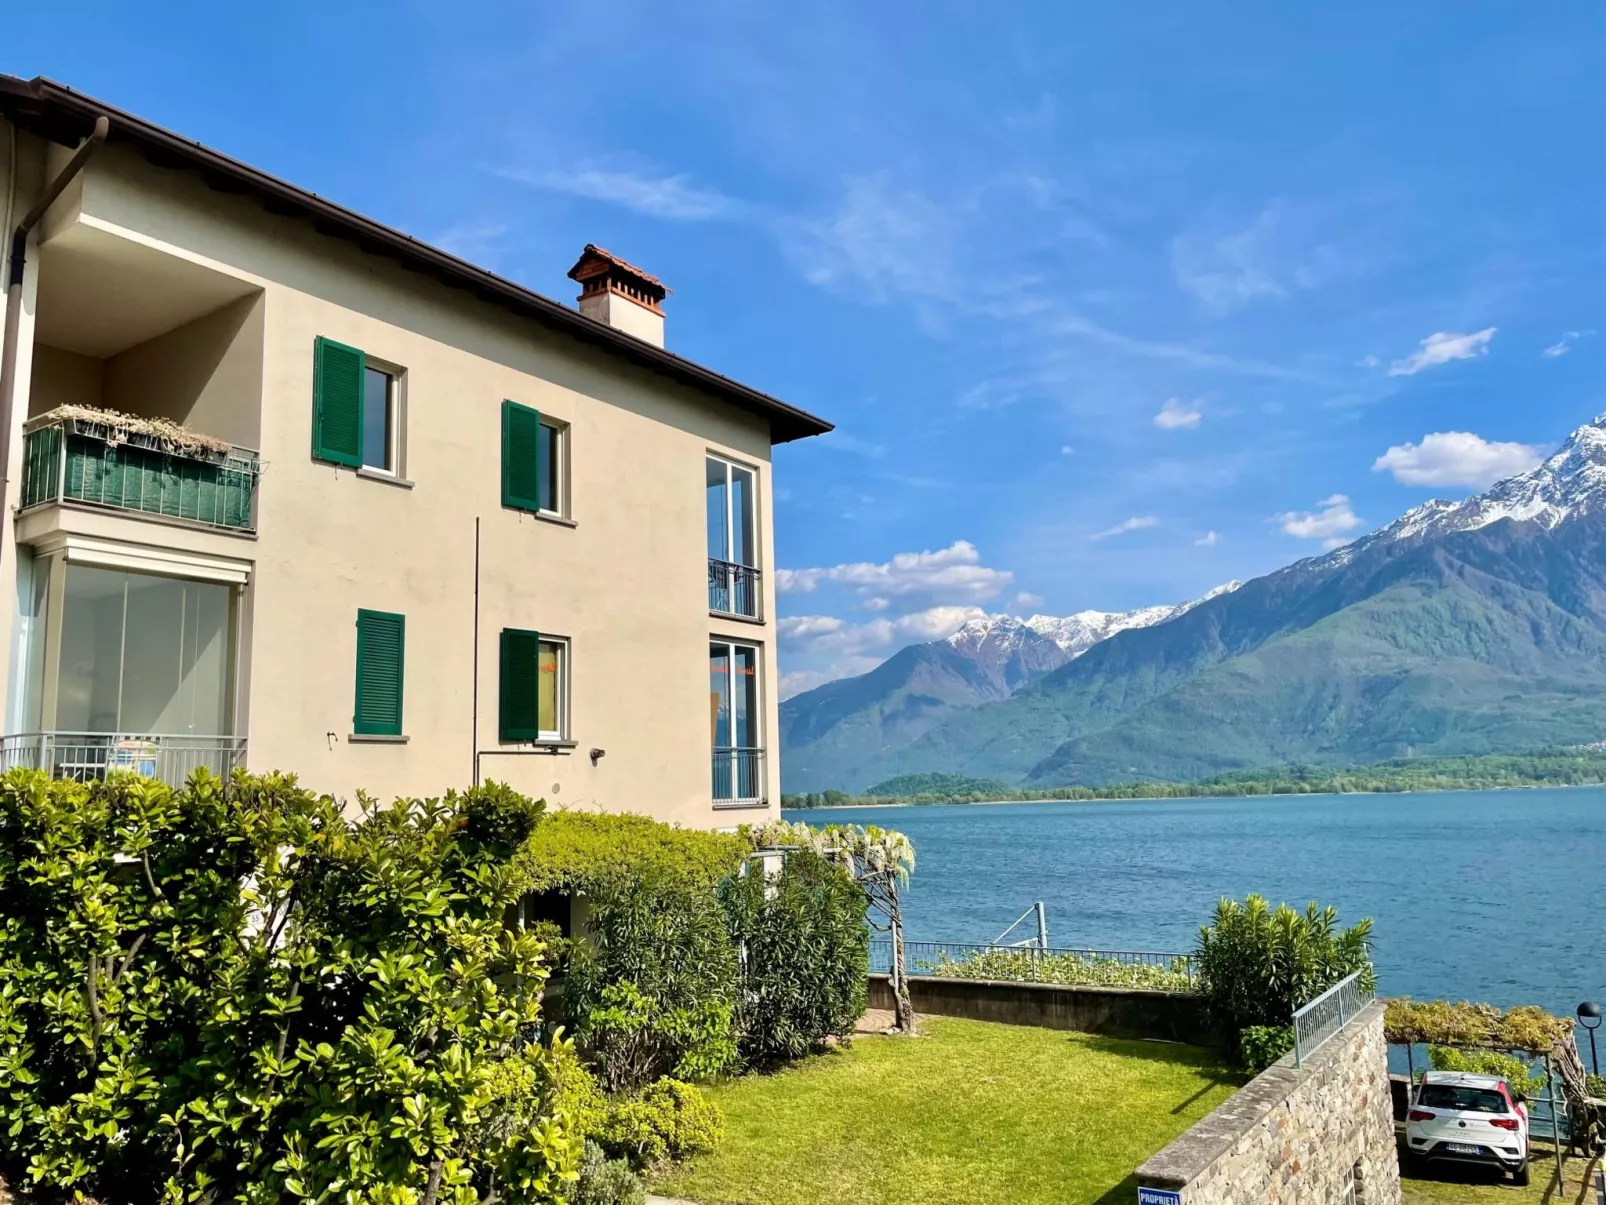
left=502, top=400, right=544, bottom=512
left=354, top=610, right=406, bottom=735
left=314, top=337, right=365, bottom=467
left=499, top=627, right=541, bottom=741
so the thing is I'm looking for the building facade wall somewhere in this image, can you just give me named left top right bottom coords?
left=1137, top=1003, right=1402, bottom=1205
left=0, top=127, right=789, bottom=827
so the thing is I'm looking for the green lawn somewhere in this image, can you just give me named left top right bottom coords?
left=650, top=1018, right=1241, bottom=1205
left=1401, top=1142, right=1600, bottom=1205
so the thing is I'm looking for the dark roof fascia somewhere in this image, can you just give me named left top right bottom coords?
left=0, top=75, right=832, bottom=444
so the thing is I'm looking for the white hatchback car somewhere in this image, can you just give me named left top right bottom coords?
left=1405, top=1070, right=1530, bottom=1185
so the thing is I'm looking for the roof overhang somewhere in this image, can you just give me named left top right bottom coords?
left=0, top=75, right=833, bottom=444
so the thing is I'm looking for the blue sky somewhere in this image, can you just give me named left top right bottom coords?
left=9, top=3, right=1604, bottom=694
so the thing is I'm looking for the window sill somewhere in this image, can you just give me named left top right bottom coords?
left=497, top=739, right=578, bottom=752
left=712, top=799, right=771, bottom=811
left=357, top=467, right=415, bottom=489
left=710, top=609, right=766, bottom=626
left=510, top=508, right=577, bottom=529
left=349, top=732, right=409, bottom=744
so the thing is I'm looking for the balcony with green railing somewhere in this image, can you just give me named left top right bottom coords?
left=21, top=408, right=261, bottom=534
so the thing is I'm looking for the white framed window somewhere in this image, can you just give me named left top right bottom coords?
left=535, top=635, right=568, bottom=740
left=498, top=629, right=569, bottom=742
left=537, top=417, right=567, bottom=516
left=706, top=455, right=757, bottom=567
left=707, top=455, right=760, bottom=618
left=710, top=638, right=763, bottom=804
left=361, top=360, right=406, bottom=474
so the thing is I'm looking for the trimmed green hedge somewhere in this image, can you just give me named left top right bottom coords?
left=513, top=810, right=746, bottom=894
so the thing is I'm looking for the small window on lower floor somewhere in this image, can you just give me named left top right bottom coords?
left=499, top=628, right=568, bottom=742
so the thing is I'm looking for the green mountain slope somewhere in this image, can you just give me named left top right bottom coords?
left=846, top=509, right=1606, bottom=790
left=777, top=641, right=1018, bottom=793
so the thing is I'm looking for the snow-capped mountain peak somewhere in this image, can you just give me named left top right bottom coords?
left=945, top=581, right=1242, bottom=661
left=1324, top=412, right=1606, bottom=566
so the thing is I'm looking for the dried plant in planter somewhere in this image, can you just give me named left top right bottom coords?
left=36, top=404, right=234, bottom=458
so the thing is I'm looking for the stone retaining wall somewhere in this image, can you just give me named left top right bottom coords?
left=1136, top=1000, right=1400, bottom=1204
left=866, top=973, right=1212, bottom=1044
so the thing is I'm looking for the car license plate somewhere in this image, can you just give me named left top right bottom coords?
left=1446, top=1142, right=1481, bottom=1155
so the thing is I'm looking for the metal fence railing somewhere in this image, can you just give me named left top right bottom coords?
left=870, top=937, right=1198, bottom=981
left=708, top=558, right=762, bottom=620
left=712, top=746, right=765, bottom=807
left=21, top=418, right=261, bottom=533
left=1292, top=969, right=1375, bottom=1066
left=0, top=732, right=247, bottom=788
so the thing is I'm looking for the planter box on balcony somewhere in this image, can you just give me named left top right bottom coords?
left=21, top=416, right=261, bottom=533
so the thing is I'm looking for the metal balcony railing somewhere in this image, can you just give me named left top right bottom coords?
left=1291, top=969, right=1376, bottom=1066
left=0, top=732, right=247, bottom=788
left=21, top=414, right=261, bottom=533
left=712, top=746, right=765, bottom=807
left=708, top=558, right=761, bottom=619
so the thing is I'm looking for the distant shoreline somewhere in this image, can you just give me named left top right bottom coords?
left=781, top=778, right=1606, bottom=812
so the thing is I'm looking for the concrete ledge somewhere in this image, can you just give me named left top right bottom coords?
left=868, top=973, right=1212, bottom=1044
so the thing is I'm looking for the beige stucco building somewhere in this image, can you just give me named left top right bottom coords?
left=0, top=76, right=830, bottom=827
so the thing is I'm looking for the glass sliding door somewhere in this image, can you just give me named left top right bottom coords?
left=56, top=564, right=235, bottom=735
left=710, top=639, right=763, bottom=804
left=706, top=456, right=760, bottom=617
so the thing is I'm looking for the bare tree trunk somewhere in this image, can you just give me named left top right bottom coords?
left=887, top=883, right=915, bottom=1034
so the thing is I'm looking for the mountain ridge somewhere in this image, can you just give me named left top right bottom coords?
left=781, top=412, right=1606, bottom=793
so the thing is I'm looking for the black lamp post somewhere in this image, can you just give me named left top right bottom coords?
left=1578, top=1001, right=1602, bottom=1076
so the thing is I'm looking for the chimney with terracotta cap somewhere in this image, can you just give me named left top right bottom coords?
left=567, top=244, right=669, bottom=347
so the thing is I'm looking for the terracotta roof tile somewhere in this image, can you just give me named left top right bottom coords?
left=567, top=243, right=670, bottom=295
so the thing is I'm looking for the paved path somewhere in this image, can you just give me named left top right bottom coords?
left=646, top=1197, right=699, bottom=1205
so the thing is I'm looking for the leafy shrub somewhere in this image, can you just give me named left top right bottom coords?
left=599, top=1077, right=723, bottom=1168
left=1195, top=894, right=1373, bottom=1034
left=572, top=1140, right=646, bottom=1205
left=1428, top=1045, right=1547, bottom=1098
left=1587, top=1074, right=1606, bottom=1099
left=721, top=848, right=869, bottom=1064
left=0, top=769, right=578, bottom=1203
left=541, top=1032, right=608, bottom=1139
left=563, top=867, right=739, bottom=1091
left=1239, top=1025, right=1295, bottom=1073
left=926, top=948, right=1196, bottom=992
left=515, top=810, right=745, bottom=894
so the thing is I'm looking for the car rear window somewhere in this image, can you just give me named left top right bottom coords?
left=1418, top=1084, right=1508, bottom=1113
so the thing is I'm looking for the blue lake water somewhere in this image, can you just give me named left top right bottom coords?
left=784, top=786, right=1606, bottom=1016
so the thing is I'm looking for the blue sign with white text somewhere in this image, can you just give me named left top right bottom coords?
left=1137, top=1190, right=1182, bottom=1205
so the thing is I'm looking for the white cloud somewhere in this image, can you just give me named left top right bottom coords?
left=1060, top=445, right=1075, bottom=455
left=1356, top=354, right=1382, bottom=369
left=1154, top=398, right=1203, bottom=430
left=1542, top=330, right=1594, bottom=359
left=777, top=615, right=846, bottom=645
left=776, top=540, right=1012, bottom=606
left=1277, top=494, right=1363, bottom=540
left=778, top=604, right=987, bottom=661
left=1372, top=431, right=1544, bottom=489
left=1013, top=591, right=1046, bottom=607
left=433, top=222, right=511, bottom=267
left=783, top=173, right=957, bottom=302
left=1171, top=208, right=1286, bottom=315
left=1091, top=515, right=1159, bottom=541
left=1195, top=530, right=1221, bottom=547
left=1387, top=328, right=1496, bottom=376
left=780, top=670, right=836, bottom=699
left=1170, top=202, right=1345, bottom=317
left=498, top=162, right=733, bottom=220
left=894, top=605, right=989, bottom=640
